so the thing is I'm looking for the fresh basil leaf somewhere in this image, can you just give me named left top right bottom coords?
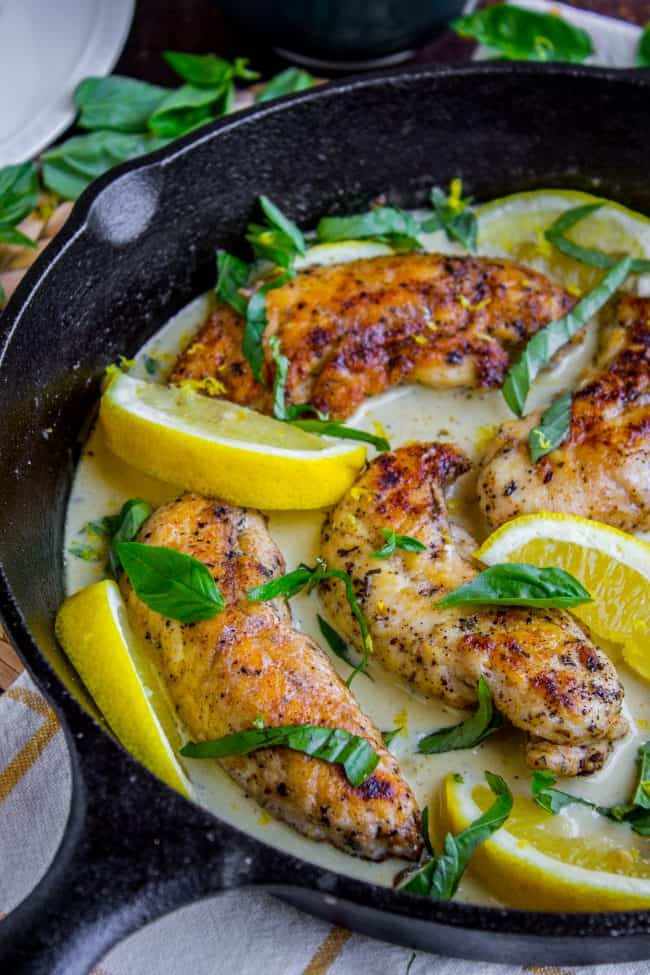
left=531, top=769, right=593, bottom=815
left=502, top=256, right=632, bottom=415
left=0, top=161, right=39, bottom=226
left=399, top=772, right=512, bottom=899
left=382, top=727, right=402, bottom=747
left=248, top=566, right=315, bottom=602
left=317, top=613, right=372, bottom=685
left=41, top=131, right=168, bottom=199
left=164, top=51, right=258, bottom=87
left=256, top=67, right=315, bottom=103
left=529, top=391, right=572, bottom=462
left=243, top=271, right=294, bottom=383
left=545, top=204, right=650, bottom=274
left=246, top=195, right=306, bottom=268
left=215, top=249, right=250, bottom=316
left=421, top=182, right=477, bottom=253
left=317, top=206, right=422, bottom=252
left=632, top=741, right=650, bottom=810
left=67, top=541, right=104, bottom=562
left=290, top=418, right=390, bottom=452
left=418, top=676, right=503, bottom=754
left=81, top=516, right=117, bottom=539
left=371, top=527, right=426, bottom=559
left=638, top=22, right=650, bottom=67
left=75, top=76, right=168, bottom=133
left=451, top=4, right=593, bottom=63
left=107, top=498, right=154, bottom=578
left=148, top=83, right=228, bottom=138
left=438, top=562, right=591, bottom=609
left=118, top=541, right=224, bottom=622
left=181, top=723, right=379, bottom=787
left=0, top=224, right=37, bottom=248
left=420, top=805, right=434, bottom=856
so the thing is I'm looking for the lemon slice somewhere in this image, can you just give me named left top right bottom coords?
left=100, top=369, right=366, bottom=509
left=475, top=513, right=650, bottom=679
left=56, top=579, right=189, bottom=795
left=441, top=773, right=650, bottom=911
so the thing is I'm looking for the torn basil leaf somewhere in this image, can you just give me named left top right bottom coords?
left=421, top=181, right=477, bottom=253
left=107, top=498, right=154, bottom=578
left=502, top=256, right=632, bottom=415
left=317, top=614, right=372, bottom=685
left=118, top=541, right=224, bottom=622
left=418, top=677, right=503, bottom=754
left=451, top=4, right=593, bottom=63
left=256, top=67, right=315, bottom=102
left=438, top=563, right=591, bottom=609
left=181, top=723, right=379, bottom=787
left=371, top=528, right=427, bottom=559
left=246, top=195, right=306, bottom=268
left=290, top=418, right=389, bottom=452
left=529, top=391, right=572, bottom=462
left=316, top=206, right=422, bottom=252
left=215, top=249, right=250, bottom=316
left=545, top=203, right=650, bottom=274
left=382, top=727, right=402, bottom=747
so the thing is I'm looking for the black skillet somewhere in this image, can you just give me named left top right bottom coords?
left=1, top=63, right=650, bottom=975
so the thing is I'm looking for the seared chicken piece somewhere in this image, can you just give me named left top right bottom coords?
left=320, top=444, right=626, bottom=774
left=120, top=493, right=421, bottom=861
left=172, top=254, right=574, bottom=420
left=478, top=294, right=650, bottom=532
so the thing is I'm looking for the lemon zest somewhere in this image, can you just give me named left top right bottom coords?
left=178, top=377, right=226, bottom=397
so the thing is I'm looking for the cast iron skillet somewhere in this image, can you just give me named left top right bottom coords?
left=1, top=62, right=650, bottom=975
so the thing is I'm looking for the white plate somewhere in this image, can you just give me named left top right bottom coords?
left=0, top=0, right=135, bottom=166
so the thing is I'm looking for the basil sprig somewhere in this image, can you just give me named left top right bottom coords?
left=640, top=23, right=650, bottom=67
left=317, top=614, right=372, bottom=684
left=371, top=528, right=426, bottom=559
left=451, top=4, right=593, bottom=63
left=545, top=203, right=650, bottom=274
left=529, top=391, right=572, bottom=462
left=180, top=722, right=379, bottom=787
left=256, top=67, right=315, bottom=103
left=119, top=541, right=224, bottom=622
left=246, top=195, right=306, bottom=269
left=502, top=256, right=632, bottom=416
left=418, top=677, right=503, bottom=755
left=249, top=559, right=373, bottom=682
left=0, top=162, right=39, bottom=248
left=420, top=181, right=477, bottom=253
left=399, top=772, right=513, bottom=899
left=438, top=562, right=591, bottom=609
left=106, top=498, right=154, bottom=577
left=316, top=206, right=423, bottom=253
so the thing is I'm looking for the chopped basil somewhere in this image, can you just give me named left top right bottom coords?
left=106, top=498, right=154, bottom=577
left=316, top=205, right=422, bottom=252
left=163, top=51, right=258, bottom=87
left=371, top=528, right=426, bottom=559
left=67, top=541, right=104, bottom=563
left=399, top=772, right=512, bottom=899
left=529, top=391, right=572, bottom=462
left=420, top=181, right=477, bottom=253
left=438, top=562, right=591, bottom=609
left=502, top=256, right=632, bottom=416
left=75, top=76, right=168, bottom=133
left=290, top=418, right=390, bottom=452
left=246, top=195, right=306, bottom=269
left=418, top=677, right=503, bottom=754
left=545, top=203, right=650, bottom=274
left=451, top=4, right=593, bottom=63
left=640, top=23, right=650, bottom=67
left=382, top=727, right=402, bottom=747
left=243, top=272, right=294, bottom=383
left=118, top=541, right=224, bottom=622
left=180, top=723, right=379, bottom=787
left=317, top=614, right=372, bottom=685
left=256, top=67, right=315, bottom=103
left=215, top=249, right=250, bottom=316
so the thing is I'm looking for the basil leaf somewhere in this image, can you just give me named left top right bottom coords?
left=420, top=805, right=434, bottom=856
left=317, top=613, right=372, bottom=684
left=371, top=527, right=427, bottom=559
left=0, top=282, right=4, bottom=306
left=215, top=249, right=250, bottom=316
left=243, top=271, right=294, bottom=383
left=41, top=131, right=168, bottom=199
left=0, top=224, right=37, bottom=248
left=531, top=769, right=593, bottom=815
left=75, top=76, right=168, bottom=133
left=290, top=418, right=390, bottom=452
left=382, top=727, right=402, bottom=747
left=256, top=67, right=315, bottom=103
left=502, top=256, right=632, bottom=416
left=639, top=23, right=650, bottom=67
left=545, top=204, right=650, bottom=274
left=180, top=723, right=379, bottom=787
left=438, top=562, right=591, bottom=609
left=399, top=772, right=512, bottom=899
left=529, top=391, right=572, bottom=462
left=107, top=498, right=154, bottom=577
left=451, top=4, right=593, bottom=63
left=268, top=334, right=326, bottom=421
left=418, top=677, right=503, bottom=754
left=248, top=565, right=315, bottom=601
left=164, top=51, right=258, bottom=87
left=421, top=182, right=477, bottom=253
left=148, top=83, right=229, bottom=138
left=317, top=206, right=422, bottom=252
left=246, top=195, right=306, bottom=268
left=0, top=162, right=39, bottom=226
left=118, top=541, right=224, bottom=622
left=632, top=741, right=650, bottom=810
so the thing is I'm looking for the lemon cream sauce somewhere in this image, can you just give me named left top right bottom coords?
left=64, top=232, right=650, bottom=905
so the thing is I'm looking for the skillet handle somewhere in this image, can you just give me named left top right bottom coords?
left=0, top=707, right=272, bottom=975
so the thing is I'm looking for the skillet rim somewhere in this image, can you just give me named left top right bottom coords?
left=3, top=59, right=650, bottom=943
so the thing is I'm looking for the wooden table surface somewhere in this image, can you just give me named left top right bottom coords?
left=0, top=0, right=648, bottom=691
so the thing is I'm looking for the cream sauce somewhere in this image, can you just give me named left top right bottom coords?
left=64, top=232, right=650, bottom=905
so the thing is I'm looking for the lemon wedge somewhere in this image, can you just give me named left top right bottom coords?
left=441, top=773, right=650, bottom=911
left=55, top=579, right=189, bottom=795
left=475, top=513, right=650, bottom=679
left=100, top=369, right=366, bottom=509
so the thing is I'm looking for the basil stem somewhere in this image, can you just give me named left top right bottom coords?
left=118, top=542, right=224, bottom=622
left=317, top=614, right=372, bottom=685
left=529, top=391, right=572, bottom=462
left=399, top=772, right=513, bottom=899
left=438, top=562, right=591, bottom=609
left=545, top=203, right=650, bottom=274
left=256, top=67, right=315, bottom=103
left=316, top=206, right=422, bottom=252
left=502, top=256, right=632, bottom=416
left=181, top=723, right=379, bottom=787
left=107, top=498, right=154, bottom=577
left=371, top=527, right=427, bottom=559
left=418, top=677, right=503, bottom=754
left=451, top=4, right=593, bottom=63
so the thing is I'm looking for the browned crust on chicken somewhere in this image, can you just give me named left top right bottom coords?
left=172, top=254, right=575, bottom=420
left=120, top=493, right=421, bottom=860
left=478, top=294, right=650, bottom=532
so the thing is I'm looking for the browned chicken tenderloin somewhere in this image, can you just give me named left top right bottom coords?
left=478, top=294, right=650, bottom=532
left=172, top=253, right=575, bottom=420
left=320, top=444, right=626, bottom=775
left=120, top=494, right=422, bottom=861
